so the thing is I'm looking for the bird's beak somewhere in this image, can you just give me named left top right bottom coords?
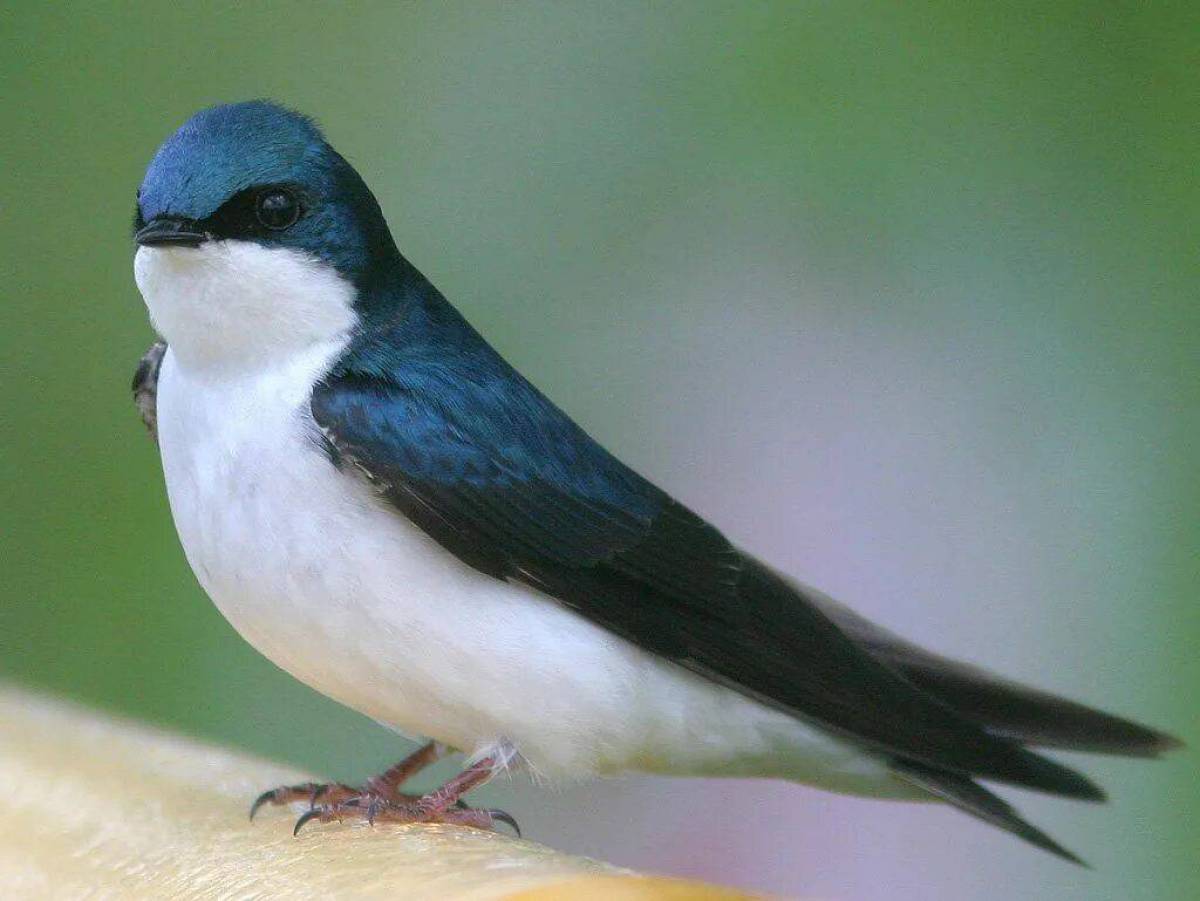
left=135, top=217, right=207, bottom=248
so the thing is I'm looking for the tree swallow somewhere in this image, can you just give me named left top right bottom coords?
left=131, top=101, right=1178, bottom=863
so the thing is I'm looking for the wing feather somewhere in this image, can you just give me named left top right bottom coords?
left=311, top=334, right=1101, bottom=799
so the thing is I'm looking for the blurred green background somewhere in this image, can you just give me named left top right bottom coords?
left=2, top=3, right=1195, bottom=898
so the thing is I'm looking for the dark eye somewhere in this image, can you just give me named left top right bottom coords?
left=255, top=189, right=301, bottom=230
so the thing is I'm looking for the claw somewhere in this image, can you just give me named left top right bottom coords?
left=488, top=809, right=521, bottom=837
left=249, top=789, right=277, bottom=821
left=293, top=807, right=324, bottom=836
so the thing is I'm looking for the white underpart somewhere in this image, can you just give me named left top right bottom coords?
left=134, top=241, right=917, bottom=798
left=135, top=240, right=358, bottom=372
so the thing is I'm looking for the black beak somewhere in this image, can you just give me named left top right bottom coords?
left=135, top=217, right=207, bottom=248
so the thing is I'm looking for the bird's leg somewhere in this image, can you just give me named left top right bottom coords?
left=293, top=755, right=519, bottom=836
left=249, top=740, right=448, bottom=820
left=363, top=740, right=449, bottom=802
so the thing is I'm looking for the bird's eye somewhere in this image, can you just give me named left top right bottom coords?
left=255, top=189, right=301, bottom=230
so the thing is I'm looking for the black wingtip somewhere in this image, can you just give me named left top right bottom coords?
left=1146, top=731, right=1186, bottom=756
left=1011, top=716, right=1186, bottom=760
left=1002, top=746, right=1107, bottom=802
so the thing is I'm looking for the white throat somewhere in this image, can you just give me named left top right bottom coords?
left=134, top=241, right=357, bottom=374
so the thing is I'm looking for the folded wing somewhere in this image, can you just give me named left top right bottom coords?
left=310, top=324, right=1147, bottom=803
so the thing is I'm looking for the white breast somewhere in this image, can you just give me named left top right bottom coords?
left=141, top=241, right=906, bottom=796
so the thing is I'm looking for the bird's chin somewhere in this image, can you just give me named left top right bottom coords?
left=133, top=240, right=357, bottom=372
left=134, top=241, right=209, bottom=287
left=134, top=243, right=213, bottom=343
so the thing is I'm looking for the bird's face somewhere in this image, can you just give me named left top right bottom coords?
left=133, top=102, right=395, bottom=370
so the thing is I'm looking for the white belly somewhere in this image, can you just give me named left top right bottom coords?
left=155, top=344, right=904, bottom=795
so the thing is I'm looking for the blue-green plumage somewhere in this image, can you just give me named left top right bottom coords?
left=137, top=100, right=397, bottom=294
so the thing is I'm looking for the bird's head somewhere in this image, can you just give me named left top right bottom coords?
left=133, top=101, right=401, bottom=370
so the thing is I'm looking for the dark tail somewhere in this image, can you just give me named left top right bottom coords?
left=808, top=588, right=1180, bottom=757
left=891, top=759, right=1089, bottom=866
left=802, top=583, right=1181, bottom=861
left=884, top=651, right=1179, bottom=862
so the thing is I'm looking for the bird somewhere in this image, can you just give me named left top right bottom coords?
left=131, top=100, right=1178, bottom=863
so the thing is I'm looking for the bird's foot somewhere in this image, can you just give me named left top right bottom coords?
left=249, top=744, right=517, bottom=836
left=250, top=739, right=447, bottom=821
left=249, top=781, right=365, bottom=819
left=291, top=793, right=520, bottom=836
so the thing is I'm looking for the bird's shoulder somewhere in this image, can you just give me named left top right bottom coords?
left=310, top=302, right=703, bottom=578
